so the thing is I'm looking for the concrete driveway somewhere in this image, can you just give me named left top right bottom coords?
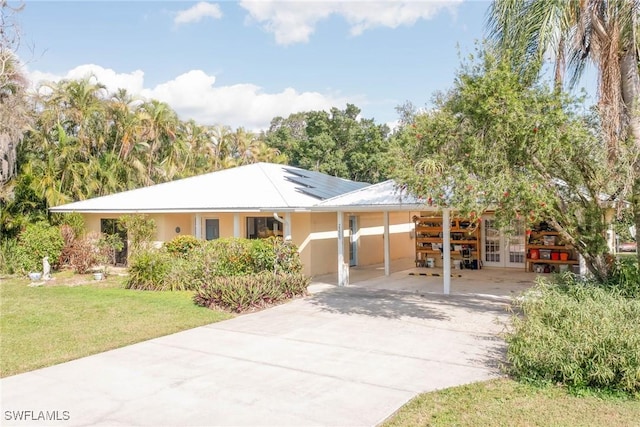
left=1, top=285, right=512, bottom=427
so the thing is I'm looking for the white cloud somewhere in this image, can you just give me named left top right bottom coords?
left=26, top=65, right=351, bottom=131
left=140, top=70, right=349, bottom=130
left=27, top=65, right=145, bottom=97
left=240, top=0, right=463, bottom=45
left=240, top=1, right=333, bottom=45
left=174, top=2, right=222, bottom=26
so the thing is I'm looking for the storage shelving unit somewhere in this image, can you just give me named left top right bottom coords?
left=414, top=216, right=481, bottom=269
left=525, top=224, right=579, bottom=273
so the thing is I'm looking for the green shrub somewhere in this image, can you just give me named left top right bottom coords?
left=250, top=238, right=277, bottom=272
left=506, top=277, right=640, bottom=394
left=604, top=257, right=640, bottom=298
left=188, top=237, right=304, bottom=278
left=12, top=222, right=64, bottom=274
left=186, top=238, right=254, bottom=277
left=126, top=249, right=203, bottom=291
left=119, top=214, right=156, bottom=258
left=126, top=237, right=306, bottom=293
left=163, top=256, right=203, bottom=291
left=271, top=237, right=303, bottom=274
left=0, top=238, right=19, bottom=274
left=125, top=250, right=173, bottom=290
left=51, top=212, right=85, bottom=239
left=193, top=272, right=310, bottom=312
left=209, top=238, right=254, bottom=275
left=164, top=235, right=201, bottom=257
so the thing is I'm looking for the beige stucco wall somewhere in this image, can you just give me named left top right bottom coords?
left=80, top=210, right=415, bottom=277
left=291, top=213, right=312, bottom=276
left=354, top=211, right=415, bottom=266
left=158, top=214, right=192, bottom=242
left=307, top=212, right=341, bottom=276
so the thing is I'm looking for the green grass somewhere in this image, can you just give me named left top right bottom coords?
left=0, top=272, right=231, bottom=377
left=383, top=378, right=640, bottom=427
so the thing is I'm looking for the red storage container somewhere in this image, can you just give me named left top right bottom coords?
left=551, top=252, right=560, bottom=260
left=529, top=249, right=539, bottom=260
left=560, top=252, right=569, bottom=261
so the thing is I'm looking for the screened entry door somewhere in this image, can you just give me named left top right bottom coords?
left=482, top=216, right=526, bottom=268
left=205, top=219, right=220, bottom=240
left=348, top=216, right=358, bottom=267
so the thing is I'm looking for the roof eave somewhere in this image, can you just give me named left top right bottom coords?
left=310, top=204, right=431, bottom=212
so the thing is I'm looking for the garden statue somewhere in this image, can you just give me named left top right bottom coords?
left=42, top=256, right=51, bottom=280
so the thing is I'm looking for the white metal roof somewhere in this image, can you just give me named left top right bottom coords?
left=313, top=179, right=430, bottom=212
left=50, top=163, right=369, bottom=213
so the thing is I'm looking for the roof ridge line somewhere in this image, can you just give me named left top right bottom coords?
left=259, top=163, right=292, bottom=208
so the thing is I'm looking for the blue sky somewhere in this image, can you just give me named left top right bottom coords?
left=15, top=1, right=591, bottom=130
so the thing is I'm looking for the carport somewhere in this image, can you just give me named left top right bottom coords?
left=313, top=180, right=460, bottom=294
left=311, top=260, right=537, bottom=297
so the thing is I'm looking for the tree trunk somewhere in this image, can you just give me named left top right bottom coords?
left=620, top=50, right=640, bottom=265
left=548, top=218, right=611, bottom=281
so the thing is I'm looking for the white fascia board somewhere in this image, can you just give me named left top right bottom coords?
left=258, top=207, right=312, bottom=213
left=310, top=204, right=429, bottom=212
left=49, top=208, right=265, bottom=214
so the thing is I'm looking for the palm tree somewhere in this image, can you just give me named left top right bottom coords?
left=0, top=50, right=30, bottom=185
left=207, top=124, right=233, bottom=168
left=488, top=0, right=639, bottom=150
left=45, top=76, right=108, bottom=158
left=108, top=88, right=140, bottom=160
left=228, top=127, right=264, bottom=165
left=0, top=1, right=30, bottom=186
left=487, top=0, right=640, bottom=252
left=137, top=100, right=178, bottom=182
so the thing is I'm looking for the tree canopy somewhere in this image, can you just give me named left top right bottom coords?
left=1, top=75, right=286, bottom=238
left=390, top=47, right=636, bottom=280
left=263, top=104, right=391, bottom=183
left=486, top=0, right=640, bottom=262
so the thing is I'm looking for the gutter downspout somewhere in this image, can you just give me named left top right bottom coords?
left=273, top=212, right=291, bottom=241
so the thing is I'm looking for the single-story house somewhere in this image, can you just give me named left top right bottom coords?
left=50, top=162, right=536, bottom=292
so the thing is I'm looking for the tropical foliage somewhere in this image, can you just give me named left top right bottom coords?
left=507, top=276, right=640, bottom=394
left=11, top=222, right=64, bottom=274
left=0, top=77, right=285, bottom=237
left=126, top=236, right=304, bottom=292
left=263, top=104, right=391, bottom=183
left=0, top=1, right=30, bottom=186
left=193, top=272, right=310, bottom=313
left=486, top=0, right=640, bottom=263
left=390, top=46, right=634, bottom=280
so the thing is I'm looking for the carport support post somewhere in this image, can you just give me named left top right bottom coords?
left=195, top=213, right=202, bottom=239
left=337, top=211, right=347, bottom=286
left=383, top=211, right=390, bottom=276
left=233, top=213, right=240, bottom=237
left=442, top=208, right=451, bottom=295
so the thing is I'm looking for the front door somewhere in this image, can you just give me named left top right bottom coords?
left=100, top=219, right=128, bottom=265
left=482, top=216, right=525, bottom=268
left=205, top=219, right=220, bottom=240
left=348, top=215, right=358, bottom=267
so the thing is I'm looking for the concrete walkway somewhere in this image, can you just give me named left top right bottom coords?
left=1, top=284, right=515, bottom=427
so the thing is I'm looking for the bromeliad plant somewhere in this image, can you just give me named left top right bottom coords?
left=193, top=272, right=310, bottom=313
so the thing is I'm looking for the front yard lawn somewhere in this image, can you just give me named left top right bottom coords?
left=383, top=378, right=640, bottom=427
left=0, top=272, right=231, bottom=377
